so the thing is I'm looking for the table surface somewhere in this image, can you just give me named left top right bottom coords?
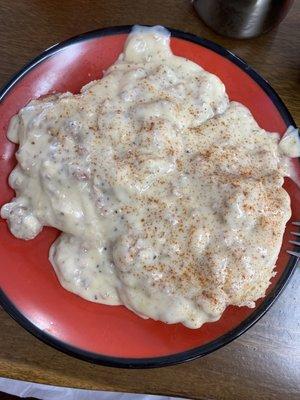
left=0, top=1, right=299, bottom=399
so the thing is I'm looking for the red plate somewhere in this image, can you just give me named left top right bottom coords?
left=0, top=26, right=299, bottom=368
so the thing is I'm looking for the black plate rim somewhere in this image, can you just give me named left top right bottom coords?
left=0, top=25, right=298, bottom=369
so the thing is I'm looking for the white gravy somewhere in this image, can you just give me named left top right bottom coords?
left=1, top=26, right=296, bottom=328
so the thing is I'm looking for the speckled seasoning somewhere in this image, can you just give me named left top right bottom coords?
left=1, top=26, right=298, bottom=328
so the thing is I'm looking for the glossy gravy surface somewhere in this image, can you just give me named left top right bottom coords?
left=1, top=26, right=294, bottom=328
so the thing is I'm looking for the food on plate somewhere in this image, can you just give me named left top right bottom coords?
left=1, top=26, right=299, bottom=328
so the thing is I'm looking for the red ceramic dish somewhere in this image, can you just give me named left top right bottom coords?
left=0, top=26, right=299, bottom=368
